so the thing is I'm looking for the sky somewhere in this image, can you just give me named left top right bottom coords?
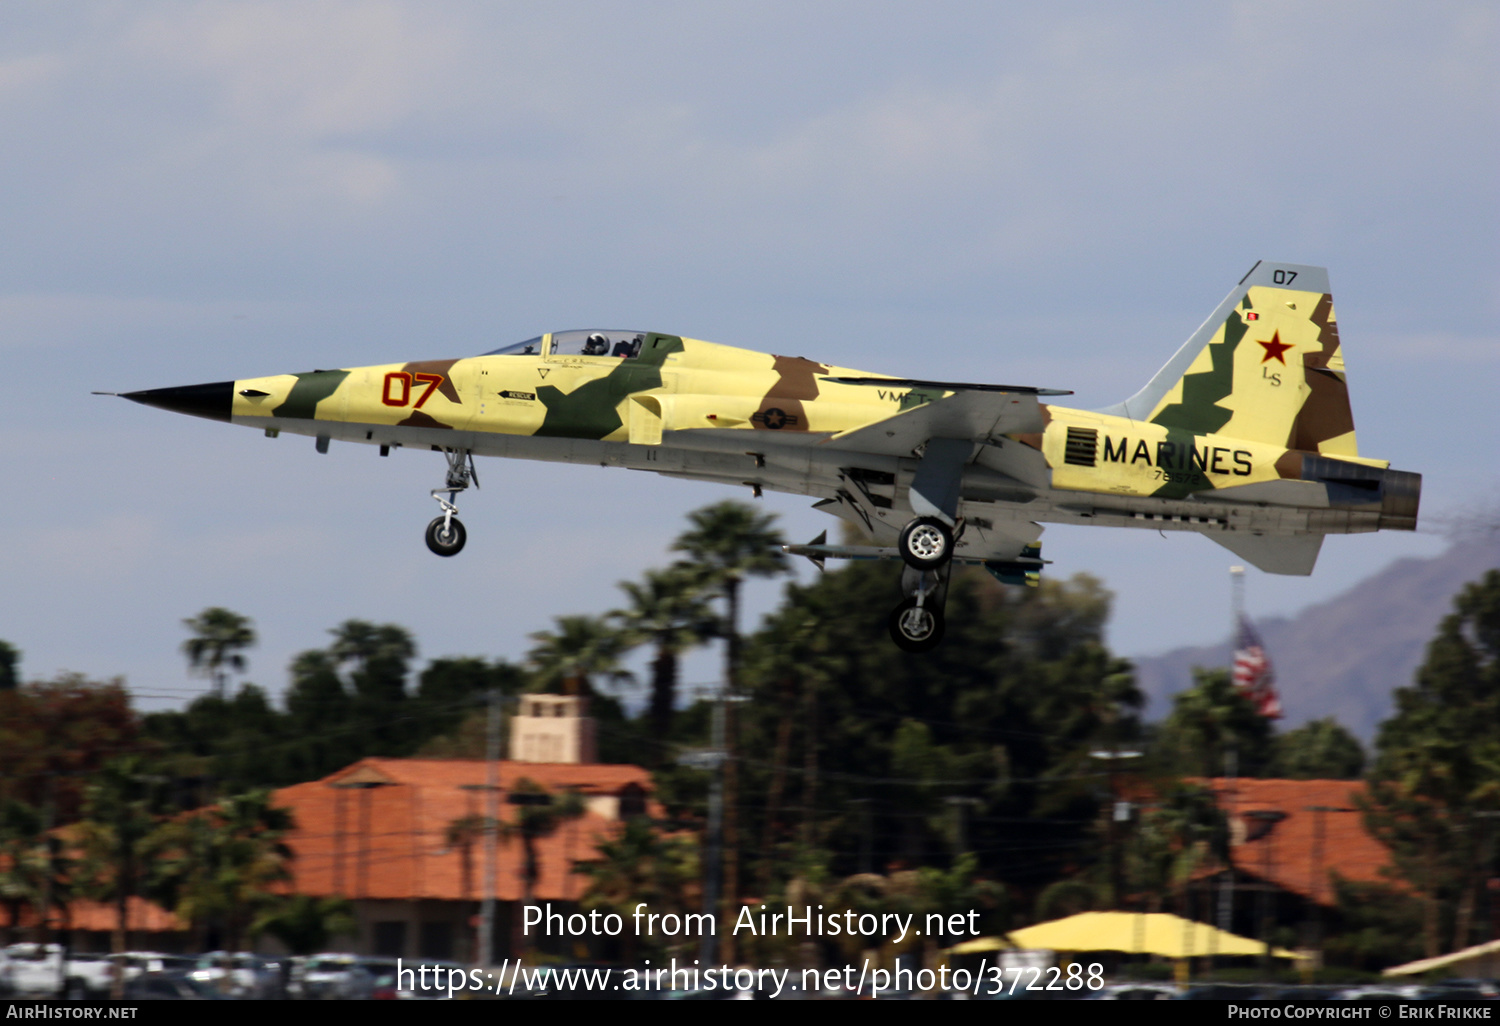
left=1, top=2, right=1495, bottom=714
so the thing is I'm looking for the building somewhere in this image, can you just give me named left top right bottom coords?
left=1204, top=778, right=1392, bottom=906
left=1178, top=778, right=1398, bottom=959
left=266, top=755, right=654, bottom=962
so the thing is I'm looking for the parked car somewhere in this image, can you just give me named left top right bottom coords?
left=1084, top=982, right=1181, bottom=1000
left=288, top=953, right=374, bottom=1000
left=113, top=952, right=196, bottom=983
left=123, top=971, right=225, bottom=1000
left=1, top=944, right=114, bottom=999
left=364, top=958, right=463, bottom=999
left=188, top=951, right=281, bottom=999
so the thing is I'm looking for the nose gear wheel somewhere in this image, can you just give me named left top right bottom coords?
left=426, top=448, right=476, bottom=556
left=426, top=516, right=467, bottom=556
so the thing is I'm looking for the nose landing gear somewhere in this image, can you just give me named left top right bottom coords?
left=888, top=563, right=950, bottom=653
left=426, top=448, right=476, bottom=557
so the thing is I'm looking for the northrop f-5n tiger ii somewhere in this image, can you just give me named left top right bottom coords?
left=112, top=261, right=1419, bottom=652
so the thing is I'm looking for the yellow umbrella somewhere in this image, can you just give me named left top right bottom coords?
left=1008, top=911, right=1305, bottom=960
left=947, top=936, right=1010, bottom=955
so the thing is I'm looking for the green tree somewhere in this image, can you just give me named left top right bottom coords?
left=182, top=608, right=256, bottom=698
left=672, top=500, right=787, bottom=960
left=0, top=641, right=19, bottom=691
left=575, top=817, right=699, bottom=959
left=75, top=757, right=171, bottom=961
left=672, top=500, right=788, bottom=694
left=0, top=798, right=72, bottom=945
left=444, top=814, right=488, bottom=902
left=151, top=790, right=294, bottom=952
left=502, top=779, right=586, bottom=913
left=613, top=566, right=717, bottom=754
left=1362, top=570, right=1500, bottom=957
left=251, top=894, right=355, bottom=955
left=1122, top=781, right=1229, bottom=916
left=144, top=685, right=286, bottom=796
left=329, top=621, right=416, bottom=706
left=282, top=649, right=356, bottom=779
left=1270, top=717, right=1366, bottom=779
left=0, top=674, right=140, bottom=821
left=527, top=615, right=632, bottom=697
left=726, top=561, right=1141, bottom=912
left=1153, top=668, right=1274, bottom=778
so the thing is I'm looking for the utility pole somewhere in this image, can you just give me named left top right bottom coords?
left=479, top=687, right=501, bottom=967
left=945, top=797, right=982, bottom=859
left=1471, top=811, right=1500, bottom=945
left=849, top=799, right=873, bottom=875
left=1090, top=748, right=1142, bottom=909
left=703, top=694, right=725, bottom=966
left=1306, top=805, right=1356, bottom=965
left=1219, top=565, right=1245, bottom=945
left=1246, top=809, right=1286, bottom=972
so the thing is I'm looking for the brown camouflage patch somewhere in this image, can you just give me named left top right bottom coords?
left=1275, top=450, right=1305, bottom=479
left=1304, top=294, right=1340, bottom=370
left=754, top=355, right=829, bottom=431
left=1013, top=404, right=1051, bottom=450
left=1288, top=294, right=1355, bottom=450
left=401, top=359, right=463, bottom=404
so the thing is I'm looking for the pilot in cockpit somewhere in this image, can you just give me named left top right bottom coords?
left=583, top=333, right=610, bottom=355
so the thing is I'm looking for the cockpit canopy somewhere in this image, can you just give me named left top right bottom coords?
left=482, top=330, right=648, bottom=359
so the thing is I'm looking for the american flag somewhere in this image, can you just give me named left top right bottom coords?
left=1233, top=613, right=1282, bottom=718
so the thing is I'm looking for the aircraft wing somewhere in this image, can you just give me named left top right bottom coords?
left=820, top=378, right=1070, bottom=457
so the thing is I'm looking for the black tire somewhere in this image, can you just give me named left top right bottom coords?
left=888, top=597, right=945, bottom=653
left=898, top=516, right=953, bottom=570
left=425, top=516, right=467, bottom=556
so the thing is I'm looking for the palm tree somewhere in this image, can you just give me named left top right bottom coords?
left=613, top=566, right=718, bottom=751
left=1123, top=782, right=1229, bottom=917
left=250, top=894, right=355, bottom=955
left=444, top=813, right=488, bottom=901
left=526, top=615, right=632, bottom=696
left=152, top=790, right=294, bottom=952
left=671, top=501, right=788, bottom=691
left=670, top=500, right=788, bottom=961
left=575, top=817, right=698, bottom=960
left=328, top=620, right=416, bottom=701
left=500, top=779, right=586, bottom=946
left=0, top=799, right=69, bottom=945
left=181, top=608, right=256, bottom=698
left=75, top=758, right=169, bottom=965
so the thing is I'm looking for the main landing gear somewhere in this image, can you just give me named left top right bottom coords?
left=898, top=516, right=953, bottom=570
left=888, top=562, right=950, bottom=653
left=426, top=448, right=476, bottom=557
left=889, top=513, right=958, bottom=653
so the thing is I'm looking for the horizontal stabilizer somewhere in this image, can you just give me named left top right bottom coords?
left=825, top=389, right=1051, bottom=456
left=1209, top=532, right=1324, bottom=576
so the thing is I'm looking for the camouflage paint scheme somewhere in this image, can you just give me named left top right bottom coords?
left=128, top=262, right=1420, bottom=579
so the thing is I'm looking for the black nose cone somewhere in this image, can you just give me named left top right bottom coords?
left=122, top=381, right=234, bottom=422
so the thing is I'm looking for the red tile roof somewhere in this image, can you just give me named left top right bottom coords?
left=271, top=757, right=655, bottom=903
left=1203, top=778, right=1395, bottom=904
left=0, top=896, right=185, bottom=934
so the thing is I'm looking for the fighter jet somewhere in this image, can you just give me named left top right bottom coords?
left=112, top=261, right=1419, bottom=652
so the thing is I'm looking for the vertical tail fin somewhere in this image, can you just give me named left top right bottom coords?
left=1099, top=261, right=1361, bottom=459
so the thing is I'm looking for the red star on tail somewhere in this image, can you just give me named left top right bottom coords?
left=1258, top=331, right=1293, bottom=365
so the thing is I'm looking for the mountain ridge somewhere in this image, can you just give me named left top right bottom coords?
left=1128, top=532, right=1500, bottom=739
